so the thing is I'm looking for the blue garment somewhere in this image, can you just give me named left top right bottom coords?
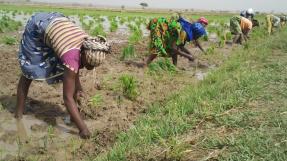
left=18, top=12, right=65, bottom=84
left=178, top=17, right=207, bottom=41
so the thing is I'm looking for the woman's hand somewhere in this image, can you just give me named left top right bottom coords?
left=79, top=129, right=91, bottom=139
left=63, top=67, right=90, bottom=139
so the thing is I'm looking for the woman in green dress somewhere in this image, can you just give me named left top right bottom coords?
left=146, top=16, right=208, bottom=66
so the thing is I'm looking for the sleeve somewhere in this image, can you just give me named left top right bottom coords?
left=193, top=23, right=207, bottom=40
left=60, top=49, right=81, bottom=73
left=178, top=17, right=193, bottom=41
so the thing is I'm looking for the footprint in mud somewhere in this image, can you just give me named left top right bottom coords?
left=189, top=60, right=210, bottom=69
left=0, top=130, right=18, bottom=144
left=30, top=124, right=48, bottom=132
left=124, top=60, right=145, bottom=68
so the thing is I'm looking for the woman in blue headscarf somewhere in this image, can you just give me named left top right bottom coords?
left=146, top=14, right=208, bottom=66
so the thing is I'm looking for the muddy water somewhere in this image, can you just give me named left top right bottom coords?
left=1, top=12, right=150, bottom=37
left=0, top=111, right=76, bottom=159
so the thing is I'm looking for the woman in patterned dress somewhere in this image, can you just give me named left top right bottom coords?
left=16, top=12, right=110, bottom=139
left=146, top=15, right=208, bottom=66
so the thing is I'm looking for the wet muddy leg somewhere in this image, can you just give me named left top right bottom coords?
left=15, top=75, right=32, bottom=119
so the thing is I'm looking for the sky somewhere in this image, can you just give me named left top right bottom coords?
left=31, top=0, right=287, bottom=13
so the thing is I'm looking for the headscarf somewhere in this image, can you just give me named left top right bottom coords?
left=198, top=17, right=208, bottom=25
left=81, top=35, right=111, bottom=67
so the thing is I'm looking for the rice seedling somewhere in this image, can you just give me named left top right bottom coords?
left=206, top=45, right=215, bottom=55
left=119, top=74, right=138, bottom=100
left=119, top=17, right=126, bottom=25
left=225, top=31, right=232, bottom=41
left=108, top=16, right=114, bottom=22
left=128, top=24, right=143, bottom=44
left=128, top=16, right=134, bottom=22
left=99, top=17, right=105, bottom=22
left=12, top=10, right=17, bottom=17
left=121, top=44, right=136, bottom=60
left=135, top=19, right=142, bottom=27
left=218, top=36, right=226, bottom=48
left=148, top=58, right=177, bottom=75
left=110, top=18, right=119, bottom=32
left=88, top=94, right=103, bottom=107
left=90, top=24, right=106, bottom=37
left=0, top=15, right=22, bottom=33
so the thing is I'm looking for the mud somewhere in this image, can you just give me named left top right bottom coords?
left=0, top=21, right=233, bottom=160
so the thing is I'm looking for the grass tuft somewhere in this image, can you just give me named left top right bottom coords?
left=1, top=36, right=17, bottom=45
left=120, top=44, right=136, bottom=60
left=119, top=74, right=138, bottom=100
left=148, top=58, right=177, bottom=75
left=0, top=15, right=22, bottom=33
left=89, top=94, right=103, bottom=107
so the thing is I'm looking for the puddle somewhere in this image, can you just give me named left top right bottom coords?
left=0, top=12, right=31, bottom=26
left=195, top=71, right=208, bottom=80
left=0, top=112, right=76, bottom=159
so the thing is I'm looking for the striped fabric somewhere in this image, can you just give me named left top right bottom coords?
left=44, top=17, right=88, bottom=58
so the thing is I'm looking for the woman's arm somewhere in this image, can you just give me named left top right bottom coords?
left=194, top=39, right=205, bottom=53
left=75, top=72, right=83, bottom=92
left=171, top=43, right=194, bottom=62
left=243, top=29, right=251, bottom=42
left=63, top=67, right=90, bottom=139
left=74, top=72, right=84, bottom=103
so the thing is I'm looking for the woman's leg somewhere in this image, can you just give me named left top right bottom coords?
left=146, top=54, right=157, bottom=65
left=171, top=52, right=178, bottom=66
left=15, top=75, right=32, bottom=119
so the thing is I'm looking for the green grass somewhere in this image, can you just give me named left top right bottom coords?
left=1, top=35, right=17, bottom=45
left=205, top=45, right=216, bottom=55
left=92, top=28, right=287, bottom=161
left=0, top=15, right=22, bottom=33
left=119, top=74, right=138, bottom=100
left=88, top=94, right=103, bottom=107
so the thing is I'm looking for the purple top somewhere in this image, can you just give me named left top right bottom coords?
left=60, top=49, right=81, bottom=73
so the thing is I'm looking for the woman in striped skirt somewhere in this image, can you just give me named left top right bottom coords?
left=16, top=12, right=110, bottom=139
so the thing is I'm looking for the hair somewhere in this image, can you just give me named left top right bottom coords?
left=252, top=19, right=259, bottom=27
